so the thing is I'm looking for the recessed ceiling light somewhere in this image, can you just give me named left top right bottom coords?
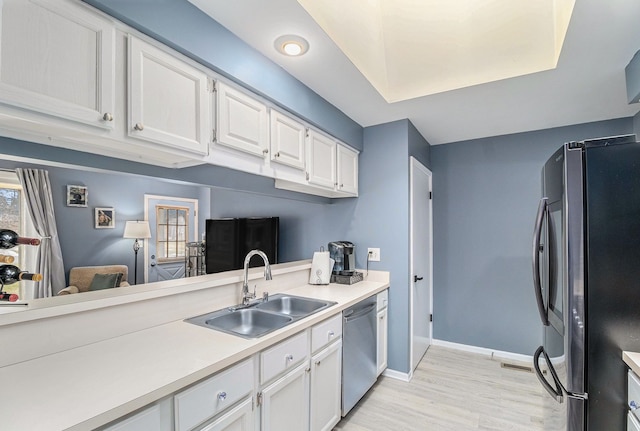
left=275, top=35, right=309, bottom=57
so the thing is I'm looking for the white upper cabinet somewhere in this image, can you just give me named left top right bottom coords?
left=307, top=130, right=337, bottom=190
left=270, top=109, right=306, bottom=171
left=0, top=0, right=115, bottom=129
left=216, top=81, right=268, bottom=157
left=337, top=144, right=359, bottom=196
left=128, top=35, right=210, bottom=155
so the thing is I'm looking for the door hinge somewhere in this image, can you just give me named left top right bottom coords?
left=305, top=128, right=310, bottom=138
left=429, top=191, right=432, bottom=200
left=430, top=314, right=433, bottom=322
left=208, top=78, right=217, bottom=93
left=211, top=128, right=216, bottom=143
left=256, top=392, right=263, bottom=407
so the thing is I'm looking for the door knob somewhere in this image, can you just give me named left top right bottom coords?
left=414, top=275, right=424, bottom=282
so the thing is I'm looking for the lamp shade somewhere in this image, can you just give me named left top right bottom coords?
left=123, top=220, right=151, bottom=239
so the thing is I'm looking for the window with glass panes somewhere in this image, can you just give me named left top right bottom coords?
left=156, top=206, right=189, bottom=262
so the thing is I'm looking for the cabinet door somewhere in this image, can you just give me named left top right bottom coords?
left=260, top=362, right=310, bottom=431
left=0, top=0, right=115, bottom=129
left=307, top=130, right=336, bottom=190
left=310, top=341, right=342, bottom=431
left=377, top=308, right=388, bottom=376
left=216, top=82, right=268, bottom=157
left=103, top=400, right=172, bottom=431
left=270, top=109, right=305, bottom=170
left=200, top=398, right=254, bottom=431
left=128, top=36, right=210, bottom=155
left=337, top=145, right=358, bottom=196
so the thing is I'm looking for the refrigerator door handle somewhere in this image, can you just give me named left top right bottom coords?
left=532, top=197, right=549, bottom=326
left=533, top=346, right=564, bottom=403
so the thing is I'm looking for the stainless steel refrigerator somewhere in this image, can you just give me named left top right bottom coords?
left=532, top=134, right=640, bottom=430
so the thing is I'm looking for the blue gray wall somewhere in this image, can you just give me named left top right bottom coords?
left=431, top=117, right=634, bottom=355
left=82, top=0, right=363, bottom=151
left=330, top=119, right=431, bottom=374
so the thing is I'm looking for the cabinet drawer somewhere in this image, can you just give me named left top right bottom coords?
left=311, top=314, right=342, bottom=353
left=174, top=358, right=254, bottom=431
left=629, top=371, right=640, bottom=421
left=630, top=411, right=640, bottom=431
left=103, top=404, right=162, bottom=431
left=261, top=331, right=309, bottom=384
left=377, top=290, right=388, bottom=311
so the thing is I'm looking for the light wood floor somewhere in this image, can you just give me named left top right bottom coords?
left=334, top=345, right=546, bottom=431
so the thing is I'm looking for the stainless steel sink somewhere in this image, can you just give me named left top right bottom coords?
left=185, top=293, right=336, bottom=339
left=256, top=294, right=333, bottom=317
left=187, top=308, right=293, bottom=339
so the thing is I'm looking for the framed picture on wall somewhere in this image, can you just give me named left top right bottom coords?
left=67, top=185, right=87, bottom=207
left=95, top=207, right=115, bottom=229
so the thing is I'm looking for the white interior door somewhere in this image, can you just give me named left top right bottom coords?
left=410, top=157, right=433, bottom=371
left=144, top=195, right=198, bottom=283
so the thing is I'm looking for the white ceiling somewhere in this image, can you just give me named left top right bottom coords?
left=189, top=0, right=640, bottom=145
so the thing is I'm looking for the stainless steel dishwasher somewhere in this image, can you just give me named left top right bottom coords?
left=342, top=295, right=378, bottom=416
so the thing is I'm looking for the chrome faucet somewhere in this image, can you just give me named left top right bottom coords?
left=242, top=249, right=272, bottom=305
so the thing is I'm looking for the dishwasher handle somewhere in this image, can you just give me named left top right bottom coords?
left=343, top=303, right=376, bottom=322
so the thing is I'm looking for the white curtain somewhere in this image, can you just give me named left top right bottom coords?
left=16, top=168, right=65, bottom=297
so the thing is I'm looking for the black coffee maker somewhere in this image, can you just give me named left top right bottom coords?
left=328, top=241, right=356, bottom=275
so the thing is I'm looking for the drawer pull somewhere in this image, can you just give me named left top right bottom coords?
left=328, top=330, right=335, bottom=338
left=217, top=391, right=227, bottom=401
left=631, top=400, right=639, bottom=410
left=285, top=354, right=294, bottom=362
left=134, top=122, right=144, bottom=131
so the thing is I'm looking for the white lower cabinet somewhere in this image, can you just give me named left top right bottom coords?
left=199, top=398, right=254, bottom=431
left=377, top=290, right=389, bottom=376
left=102, top=398, right=172, bottom=431
left=104, top=314, right=345, bottom=431
left=174, top=358, right=254, bottom=431
left=260, top=361, right=310, bottom=431
left=310, top=340, right=342, bottom=431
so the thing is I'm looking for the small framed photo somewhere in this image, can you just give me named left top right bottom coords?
left=95, top=207, right=115, bottom=229
left=67, top=185, right=87, bottom=207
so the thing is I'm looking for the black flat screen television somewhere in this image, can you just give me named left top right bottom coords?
left=205, top=217, right=279, bottom=274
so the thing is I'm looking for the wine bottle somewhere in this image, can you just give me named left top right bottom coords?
left=0, top=229, right=40, bottom=248
left=0, top=264, right=43, bottom=285
left=0, top=292, right=19, bottom=302
left=0, top=254, right=15, bottom=263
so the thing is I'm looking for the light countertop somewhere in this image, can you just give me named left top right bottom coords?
left=624, top=351, right=640, bottom=376
left=0, top=277, right=388, bottom=431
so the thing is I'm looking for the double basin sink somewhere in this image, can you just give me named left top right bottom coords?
left=186, top=293, right=337, bottom=339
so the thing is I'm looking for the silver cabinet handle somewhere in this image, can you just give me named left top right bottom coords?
left=102, top=112, right=113, bottom=122
left=217, top=391, right=227, bottom=401
left=275, top=152, right=280, bottom=157
left=340, top=184, right=344, bottom=188
left=134, top=123, right=144, bottom=131
left=262, top=148, right=269, bottom=154
left=285, top=354, right=294, bottom=362
left=328, top=330, right=335, bottom=338
left=315, top=360, right=321, bottom=366
left=631, top=400, right=639, bottom=410
left=379, top=315, right=384, bottom=320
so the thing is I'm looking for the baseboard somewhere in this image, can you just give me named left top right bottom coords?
left=381, top=367, right=412, bottom=382
left=431, top=339, right=533, bottom=364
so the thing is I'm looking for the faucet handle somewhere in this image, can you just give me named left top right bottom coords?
left=263, top=291, right=269, bottom=302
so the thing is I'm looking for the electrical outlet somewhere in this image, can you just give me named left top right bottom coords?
left=367, top=247, right=380, bottom=262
